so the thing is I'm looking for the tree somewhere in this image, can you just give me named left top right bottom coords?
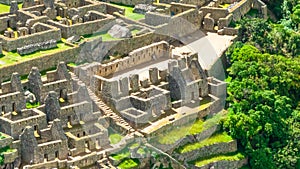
left=224, top=44, right=300, bottom=169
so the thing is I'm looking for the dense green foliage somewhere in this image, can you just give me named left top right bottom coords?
left=224, top=1, right=300, bottom=166
left=238, top=18, right=299, bottom=57
left=224, top=44, right=300, bottom=169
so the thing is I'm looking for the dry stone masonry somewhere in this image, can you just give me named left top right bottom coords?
left=0, top=0, right=267, bottom=168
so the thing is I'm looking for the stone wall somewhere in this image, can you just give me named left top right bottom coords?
left=218, top=14, right=232, bottom=29
left=170, top=2, right=196, bottom=16
left=0, top=23, right=61, bottom=52
left=76, top=3, right=107, bottom=16
left=0, top=0, right=23, bottom=5
left=176, top=140, right=237, bottom=162
left=0, top=91, right=26, bottom=114
left=0, top=45, right=79, bottom=81
left=0, top=109, right=47, bottom=139
left=190, top=158, right=248, bottom=169
left=0, top=133, right=13, bottom=148
left=151, top=124, right=219, bottom=152
left=229, top=0, right=253, bottom=21
left=3, top=149, right=18, bottom=164
left=180, top=0, right=208, bottom=7
left=218, top=27, right=239, bottom=35
left=47, top=16, right=115, bottom=38
left=0, top=14, right=17, bottom=32
left=106, top=3, right=126, bottom=15
left=154, top=9, right=201, bottom=39
left=145, top=12, right=171, bottom=26
left=104, top=0, right=148, bottom=6
left=0, top=42, right=2, bottom=56
left=253, top=0, right=268, bottom=19
left=78, top=32, right=171, bottom=62
left=200, top=7, right=228, bottom=21
left=16, top=10, right=36, bottom=27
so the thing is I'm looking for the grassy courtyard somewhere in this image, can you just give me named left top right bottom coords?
left=0, top=3, right=22, bottom=14
left=0, top=42, right=72, bottom=67
left=109, top=3, right=145, bottom=20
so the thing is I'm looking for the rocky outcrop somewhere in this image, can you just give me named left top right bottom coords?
left=108, top=24, right=132, bottom=39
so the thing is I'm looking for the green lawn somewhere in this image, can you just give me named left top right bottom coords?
left=0, top=43, right=72, bottom=67
left=109, top=133, right=123, bottom=144
left=0, top=3, right=22, bottom=14
left=83, top=32, right=120, bottom=42
left=194, top=152, right=245, bottom=167
left=118, top=159, right=139, bottom=169
left=178, top=132, right=233, bottom=153
left=109, top=3, right=145, bottom=20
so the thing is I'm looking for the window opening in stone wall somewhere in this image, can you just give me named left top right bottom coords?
left=2, top=106, right=5, bottom=114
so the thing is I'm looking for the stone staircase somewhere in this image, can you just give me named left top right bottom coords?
left=70, top=72, right=135, bottom=134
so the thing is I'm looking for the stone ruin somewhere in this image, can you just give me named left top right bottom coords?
left=0, top=62, right=111, bottom=168
left=17, top=39, right=57, bottom=55
left=0, top=0, right=268, bottom=167
left=108, top=24, right=132, bottom=38
left=133, top=4, right=156, bottom=14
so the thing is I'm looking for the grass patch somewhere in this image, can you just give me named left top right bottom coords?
left=109, top=3, right=145, bottom=20
left=0, top=42, right=72, bottom=67
left=0, top=3, right=22, bottom=14
left=67, top=62, right=78, bottom=67
left=118, top=159, right=139, bottom=169
left=111, top=151, right=130, bottom=161
left=219, top=3, right=230, bottom=9
left=0, top=133, right=6, bottom=139
left=129, top=143, right=139, bottom=149
left=203, top=111, right=227, bottom=130
left=0, top=146, right=16, bottom=165
left=26, top=102, right=40, bottom=109
left=178, top=132, right=233, bottom=153
left=137, top=147, right=146, bottom=155
left=199, top=97, right=213, bottom=110
left=188, top=120, right=204, bottom=135
left=109, top=133, right=123, bottom=145
left=194, top=152, right=245, bottom=167
left=157, top=119, right=203, bottom=144
left=131, top=29, right=140, bottom=36
left=82, top=32, right=120, bottom=42
left=157, top=111, right=227, bottom=145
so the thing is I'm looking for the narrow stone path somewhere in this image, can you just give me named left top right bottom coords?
left=71, top=72, right=135, bottom=134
